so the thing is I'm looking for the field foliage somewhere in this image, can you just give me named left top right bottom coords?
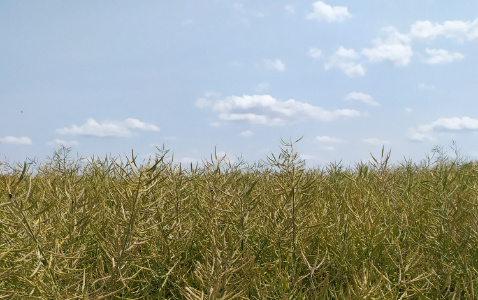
left=1, top=141, right=478, bottom=299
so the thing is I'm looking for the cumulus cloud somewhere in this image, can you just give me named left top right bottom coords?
left=358, top=19, right=476, bottom=69
left=308, top=47, right=323, bottom=58
left=264, top=59, right=286, bottom=72
left=408, top=116, right=478, bottom=142
left=197, top=94, right=362, bottom=125
left=362, top=27, right=413, bottom=67
left=345, top=92, right=380, bottom=106
left=423, top=48, right=464, bottom=64
left=57, top=118, right=159, bottom=137
left=419, top=117, right=478, bottom=132
left=325, top=47, right=366, bottom=77
left=409, top=19, right=478, bottom=41
left=407, top=129, right=433, bottom=142
left=0, top=136, right=32, bottom=145
left=306, top=1, right=352, bottom=23
left=362, top=138, right=391, bottom=145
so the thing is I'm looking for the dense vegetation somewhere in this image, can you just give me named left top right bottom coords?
left=1, top=141, right=477, bottom=299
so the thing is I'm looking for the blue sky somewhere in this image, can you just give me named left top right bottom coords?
left=1, top=1, right=478, bottom=167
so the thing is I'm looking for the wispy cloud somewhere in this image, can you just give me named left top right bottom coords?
left=345, top=92, right=379, bottom=106
left=315, top=135, right=345, bottom=152
left=0, top=136, right=32, bottom=145
left=57, top=118, right=159, bottom=137
left=48, top=139, right=80, bottom=147
left=418, top=82, right=436, bottom=89
left=195, top=91, right=221, bottom=108
left=409, top=19, right=478, bottom=41
left=284, top=5, right=295, bottom=15
left=233, top=2, right=265, bottom=20
left=423, top=48, right=464, bottom=64
left=239, top=130, right=253, bottom=137
left=315, top=135, right=344, bottom=143
left=254, top=82, right=270, bottom=93
left=197, top=94, right=362, bottom=125
left=232, top=2, right=244, bottom=12
left=325, top=47, right=366, bottom=77
left=306, top=1, right=352, bottom=23
left=308, top=47, right=323, bottom=59
left=264, top=59, right=286, bottom=72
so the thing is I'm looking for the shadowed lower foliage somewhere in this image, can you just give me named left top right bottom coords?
left=1, top=141, right=477, bottom=299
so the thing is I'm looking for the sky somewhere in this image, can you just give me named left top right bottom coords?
left=1, top=1, right=478, bottom=168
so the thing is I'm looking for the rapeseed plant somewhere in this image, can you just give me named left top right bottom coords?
left=1, top=143, right=477, bottom=299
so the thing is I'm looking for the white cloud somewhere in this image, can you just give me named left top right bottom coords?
left=198, top=94, right=362, bottom=125
left=264, top=59, right=286, bottom=72
left=332, top=46, right=360, bottom=60
left=124, top=118, right=160, bottom=131
left=407, top=129, right=433, bottom=142
left=0, top=136, right=32, bottom=145
left=306, top=1, right=352, bottom=23
left=345, top=92, right=379, bottom=106
left=362, top=138, right=391, bottom=145
left=57, top=118, right=159, bottom=137
left=308, top=47, right=322, bottom=58
left=405, top=107, right=413, bottom=113
left=362, top=27, right=413, bottom=67
left=423, top=48, right=464, bottom=64
left=195, top=91, right=221, bottom=108
left=419, top=116, right=478, bottom=132
left=358, top=19, right=476, bottom=69
left=418, top=82, right=436, bottom=89
left=409, top=19, right=478, bottom=41
left=315, top=135, right=344, bottom=143
left=48, top=139, right=80, bottom=147
left=232, top=2, right=265, bottom=19
left=239, top=130, right=253, bottom=137
left=409, top=116, right=478, bottom=142
left=325, top=47, right=366, bottom=77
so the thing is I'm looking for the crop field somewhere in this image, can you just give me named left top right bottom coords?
left=1, top=141, right=478, bottom=299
